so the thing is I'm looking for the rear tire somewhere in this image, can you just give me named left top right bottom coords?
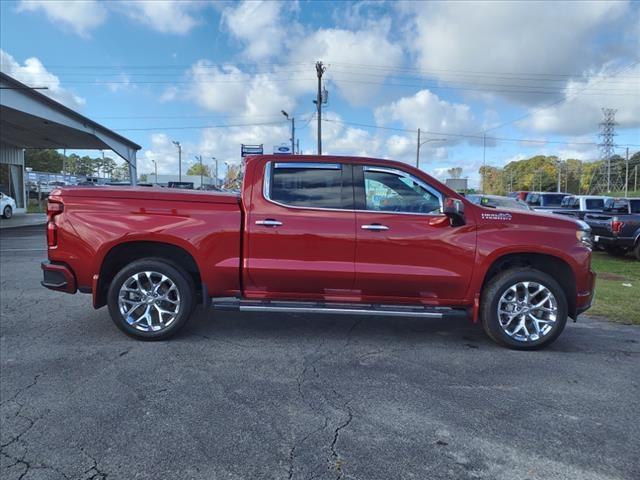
left=481, top=268, right=568, bottom=350
left=2, top=206, right=12, bottom=219
left=107, top=258, right=194, bottom=340
left=633, top=242, right=640, bottom=261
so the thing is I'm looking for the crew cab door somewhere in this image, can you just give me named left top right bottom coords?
left=244, top=161, right=356, bottom=299
left=353, top=165, right=476, bottom=303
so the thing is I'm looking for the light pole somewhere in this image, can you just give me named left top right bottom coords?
left=415, top=131, right=446, bottom=168
left=151, top=159, right=158, bottom=185
left=211, top=157, right=218, bottom=187
left=281, top=110, right=295, bottom=154
left=172, top=140, right=182, bottom=182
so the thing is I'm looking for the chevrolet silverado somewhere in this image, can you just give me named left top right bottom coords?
left=42, top=155, right=595, bottom=349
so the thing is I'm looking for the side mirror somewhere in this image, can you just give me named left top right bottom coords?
left=443, top=197, right=465, bottom=226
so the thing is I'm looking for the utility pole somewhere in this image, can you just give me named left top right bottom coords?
left=625, top=147, right=629, bottom=197
left=296, top=138, right=300, bottom=155
left=634, top=164, right=638, bottom=192
left=194, top=155, right=203, bottom=188
left=314, top=61, right=326, bottom=155
left=211, top=157, right=218, bottom=187
left=281, top=111, right=295, bottom=154
left=151, top=159, right=158, bottom=184
left=482, top=133, right=486, bottom=194
left=172, top=140, right=182, bottom=182
left=557, top=159, right=562, bottom=192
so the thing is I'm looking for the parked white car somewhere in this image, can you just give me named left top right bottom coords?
left=1, top=192, right=17, bottom=219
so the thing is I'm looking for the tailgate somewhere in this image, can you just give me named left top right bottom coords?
left=585, top=214, right=611, bottom=236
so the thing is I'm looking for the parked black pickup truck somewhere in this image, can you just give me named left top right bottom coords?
left=584, top=198, right=640, bottom=260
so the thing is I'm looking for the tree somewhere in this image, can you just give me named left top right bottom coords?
left=186, top=163, right=211, bottom=176
left=447, top=167, right=463, bottom=179
left=25, top=149, right=64, bottom=173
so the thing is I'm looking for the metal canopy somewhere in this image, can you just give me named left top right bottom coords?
left=0, top=72, right=140, bottom=184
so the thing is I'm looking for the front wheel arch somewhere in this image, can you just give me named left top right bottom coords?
left=480, top=252, right=576, bottom=319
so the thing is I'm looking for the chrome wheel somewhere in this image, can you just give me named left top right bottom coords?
left=497, top=281, right=557, bottom=343
left=118, top=271, right=181, bottom=332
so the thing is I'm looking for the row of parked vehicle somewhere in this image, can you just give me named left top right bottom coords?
left=467, top=191, right=640, bottom=260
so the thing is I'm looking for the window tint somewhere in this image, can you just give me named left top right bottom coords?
left=269, top=164, right=343, bottom=209
left=585, top=199, right=604, bottom=210
left=364, top=169, right=441, bottom=214
left=540, top=194, right=566, bottom=206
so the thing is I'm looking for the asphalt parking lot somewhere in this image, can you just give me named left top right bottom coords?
left=1, top=225, right=639, bottom=480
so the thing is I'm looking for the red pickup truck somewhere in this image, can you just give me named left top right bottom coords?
left=42, top=155, right=595, bottom=349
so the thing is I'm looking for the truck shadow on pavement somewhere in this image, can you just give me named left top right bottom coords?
left=180, top=307, right=499, bottom=350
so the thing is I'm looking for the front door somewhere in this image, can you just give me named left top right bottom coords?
left=244, top=161, right=356, bottom=300
left=353, top=165, right=476, bottom=303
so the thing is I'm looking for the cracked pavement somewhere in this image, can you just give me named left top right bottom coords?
left=1, top=225, right=639, bottom=479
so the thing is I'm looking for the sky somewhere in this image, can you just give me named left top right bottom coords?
left=1, top=0, right=639, bottom=187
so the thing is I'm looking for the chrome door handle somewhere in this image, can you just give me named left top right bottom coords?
left=361, top=224, right=389, bottom=231
left=255, top=219, right=283, bottom=227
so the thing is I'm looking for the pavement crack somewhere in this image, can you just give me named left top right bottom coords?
left=79, top=447, right=108, bottom=479
left=329, top=404, right=353, bottom=480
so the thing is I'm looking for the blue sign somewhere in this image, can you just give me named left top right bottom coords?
left=273, top=144, right=292, bottom=154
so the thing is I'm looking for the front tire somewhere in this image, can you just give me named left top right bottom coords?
left=107, top=258, right=194, bottom=340
left=481, top=268, right=568, bottom=350
left=2, top=206, right=12, bottom=219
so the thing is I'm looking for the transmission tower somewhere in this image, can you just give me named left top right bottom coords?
left=590, top=108, right=623, bottom=193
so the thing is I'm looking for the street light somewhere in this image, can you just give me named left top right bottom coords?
left=172, top=140, right=182, bottom=182
left=281, top=110, right=295, bottom=154
left=415, top=132, right=446, bottom=168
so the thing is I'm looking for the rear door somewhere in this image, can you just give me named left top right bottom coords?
left=353, top=165, right=476, bottom=303
left=244, top=161, right=356, bottom=300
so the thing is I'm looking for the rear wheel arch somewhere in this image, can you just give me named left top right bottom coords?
left=480, top=252, right=577, bottom=319
left=95, top=241, right=203, bottom=308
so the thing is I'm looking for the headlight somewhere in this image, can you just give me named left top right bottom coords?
left=575, top=221, right=592, bottom=248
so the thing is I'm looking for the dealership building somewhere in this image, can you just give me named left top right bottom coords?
left=0, top=72, right=140, bottom=213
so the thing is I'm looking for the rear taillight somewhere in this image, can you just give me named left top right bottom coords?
left=46, top=200, right=64, bottom=247
left=611, top=218, right=624, bottom=235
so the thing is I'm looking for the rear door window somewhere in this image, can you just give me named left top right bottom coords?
left=267, top=162, right=346, bottom=209
left=585, top=199, right=605, bottom=210
left=630, top=200, right=640, bottom=213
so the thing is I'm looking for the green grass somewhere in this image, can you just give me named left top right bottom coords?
left=590, top=251, right=640, bottom=324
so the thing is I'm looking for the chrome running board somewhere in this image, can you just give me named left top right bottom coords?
left=210, top=298, right=468, bottom=320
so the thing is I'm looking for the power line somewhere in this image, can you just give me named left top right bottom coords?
left=321, top=118, right=640, bottom=147
left=479, top=59, right=640, bottom=133
left=114, top=120, right=287, bottom=132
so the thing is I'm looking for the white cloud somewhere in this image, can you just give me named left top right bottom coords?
left=222, top=1, right=297, bottom=60
left=522, top=64, right=640, bottom=135
left=183, top=61, right=297, bottom=118
left=117, top=0, right=202, bottom=35
left=0, top=49, right=85, bottom=109
left=375, top=89, right=478, bottom=140
left=17, top=0, right=107, bottom=37
left=311, top=112, right=382, bottom=157
left=399, top=1, right=632, bottom=105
